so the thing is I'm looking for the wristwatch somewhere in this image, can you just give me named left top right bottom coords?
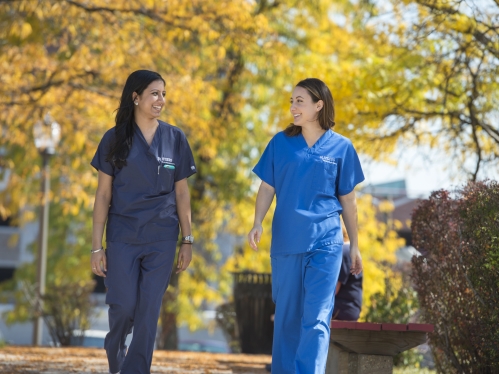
left=181, top=235, right=194, bottom=244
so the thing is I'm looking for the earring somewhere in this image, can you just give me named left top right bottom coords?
left=134, top=101, right=138, bottom=106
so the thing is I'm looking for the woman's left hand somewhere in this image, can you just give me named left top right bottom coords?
left=349, top=245, right=363, bottom=275
left=176, top=243, right=192, bottom=274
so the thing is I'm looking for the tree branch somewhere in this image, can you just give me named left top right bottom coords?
left=65, top=0, right=196, bottom=31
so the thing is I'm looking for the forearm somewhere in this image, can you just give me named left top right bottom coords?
left=92, top=195, right=110, bottom=249
left=176, top=196, right=192, bottom=237
left=254, top=181, right=275, bottom=226
left=175, top=180, right=192, bottom=237
left=339, top=191, right=359, bottom=248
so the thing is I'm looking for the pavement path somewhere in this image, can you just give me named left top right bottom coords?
left=0, top=346, right=271, bottom=374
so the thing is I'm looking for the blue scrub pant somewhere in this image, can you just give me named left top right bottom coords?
left=271, top=247, right=342, bottom=374
left=104, top=240, right=177, bottom=374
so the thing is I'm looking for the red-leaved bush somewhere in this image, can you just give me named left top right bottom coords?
left=411, top=181, right=499, bottom=373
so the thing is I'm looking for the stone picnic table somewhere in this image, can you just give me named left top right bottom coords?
left=326, top=321, right=434, bottom=374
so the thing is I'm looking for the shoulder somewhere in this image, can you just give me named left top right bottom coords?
left=275, top=131, right=286, bottom=139
left=99, top=127, right=116, bottom=145
left=329, top=131, right=359, bottom=157
left=158, top=121, right=188, bottom=140
left=270, top=131, right=293, bottom=144
left=330, top=131, right=353, bottom=147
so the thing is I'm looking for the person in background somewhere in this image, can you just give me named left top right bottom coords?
left=333, top=223, right=363, bottom=321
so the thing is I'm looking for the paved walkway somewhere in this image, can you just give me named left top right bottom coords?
left=0, top=346, right=271, bottom=373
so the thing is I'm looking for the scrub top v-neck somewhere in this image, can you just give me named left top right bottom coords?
left=91, top=121, right=196, bottom=244
left=253, top=130, right=364, bottom=255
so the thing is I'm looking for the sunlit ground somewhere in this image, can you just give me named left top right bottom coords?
left=0, top=345, right=438, bottom=373
left=0, top=346, right=271, bottom=373
left=0, top=346, right=436, bottom=374
left=394, top=368, right=436, bottom=374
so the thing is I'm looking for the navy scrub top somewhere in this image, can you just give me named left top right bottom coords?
left=333, top=243, right=363, bottom=321
left=91, top=121, right=196, bottom=244
left=253, top=130, right=364, bottom=255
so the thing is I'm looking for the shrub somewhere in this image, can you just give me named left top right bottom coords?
left=11, top=280, right=96, bottom=346
left=411, top=181, right=499, bottom=373
left=42, top=280, right=97, bottom=346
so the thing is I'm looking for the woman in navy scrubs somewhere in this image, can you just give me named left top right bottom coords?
left=248, top=78, right=364, bottom=373
left=90, top=70, right=196, bottom=374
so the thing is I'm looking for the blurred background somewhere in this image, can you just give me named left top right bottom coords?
left=0, top=1, right=498, bottom=372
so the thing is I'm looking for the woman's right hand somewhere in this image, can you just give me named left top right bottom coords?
left=91, top=250, right=107, bottom=277
left=248, top=224, right=263, bottom=251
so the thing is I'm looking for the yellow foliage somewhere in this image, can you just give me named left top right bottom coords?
left=357, top=194, right=401, bottom=312
left=0, top=0, right=416, bottom=329
left=378, top=200, right=395, bottom=213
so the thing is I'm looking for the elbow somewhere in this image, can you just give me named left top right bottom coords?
left=260, top=182, right=276, bottom=197
left=175, top=193, right=191, bottom=209
left=175, top=189, right=191, bottom=202
left=95, top=192, right=112, bottom=206
left=339, top=195, right=357, bottom=212
left=339, top=190, right=356, bottom=203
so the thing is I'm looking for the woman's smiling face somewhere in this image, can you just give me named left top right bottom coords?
left=290, top=86, right=322, bottom=127
left=133, top=80, right=166, bottom=119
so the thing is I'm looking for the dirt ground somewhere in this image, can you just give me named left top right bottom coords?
left=0, top=346, right=272, bottom=374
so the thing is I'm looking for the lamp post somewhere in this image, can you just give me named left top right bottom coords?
left=32, top=113, right=61, bottom=346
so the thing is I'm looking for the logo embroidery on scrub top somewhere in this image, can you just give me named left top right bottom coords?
left=157, top=157, right=173, bottom=163
left=157, top=156, right=175, bottom=169
left=320, top=156, right=336, bottom=164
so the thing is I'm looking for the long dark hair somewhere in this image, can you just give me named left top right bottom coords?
left=106, top=70, right=165, bottom=168
left=284, top=78, right=336, bottom=137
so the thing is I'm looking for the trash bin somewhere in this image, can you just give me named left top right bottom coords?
left=233, top=271, right=275, bottom=354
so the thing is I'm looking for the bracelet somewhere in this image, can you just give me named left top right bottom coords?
left=91, top=247, right=104, bottom=254
left=181, top=242, right=193, bottom=245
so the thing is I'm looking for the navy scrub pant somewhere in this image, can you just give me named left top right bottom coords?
left=271, top=246, right=342, bottom=374
left=104, top=240, right=177, bottom=374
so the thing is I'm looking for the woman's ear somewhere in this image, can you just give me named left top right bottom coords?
left=316, top=100, right=324, bottom=111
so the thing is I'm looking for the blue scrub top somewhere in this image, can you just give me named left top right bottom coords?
left=91, top=121, right=196, bottom=244
left=253, top=130, right=364, bottom=255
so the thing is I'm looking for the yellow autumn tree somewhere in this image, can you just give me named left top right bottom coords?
left=1, top=0, right=429, bottom=345
left=1, top=0, right=276, bottom=339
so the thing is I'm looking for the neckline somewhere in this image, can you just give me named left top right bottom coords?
left=300, top=129, right=332, bottom=150
left=134, top=121, right=160, bottom=148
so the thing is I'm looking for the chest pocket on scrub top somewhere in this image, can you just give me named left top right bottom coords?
left=312, top=158, right=337, bottom=195
left=158, top=164, right=175, bottom=193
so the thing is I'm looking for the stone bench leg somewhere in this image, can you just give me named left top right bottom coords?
left=326, top=345, right=394, bottom=374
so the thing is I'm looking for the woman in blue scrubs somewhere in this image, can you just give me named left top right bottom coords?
left=90, top=70, right=196, bottom=374
left=248, top=78, right=364, bottom=374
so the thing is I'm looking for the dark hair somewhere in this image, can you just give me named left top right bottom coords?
left=284, top=78, right=336, bottom=137
left=106, top=70, right=165, bottom=168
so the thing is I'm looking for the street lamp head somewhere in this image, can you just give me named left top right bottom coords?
left=33, top=112, right=61, bottom=155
